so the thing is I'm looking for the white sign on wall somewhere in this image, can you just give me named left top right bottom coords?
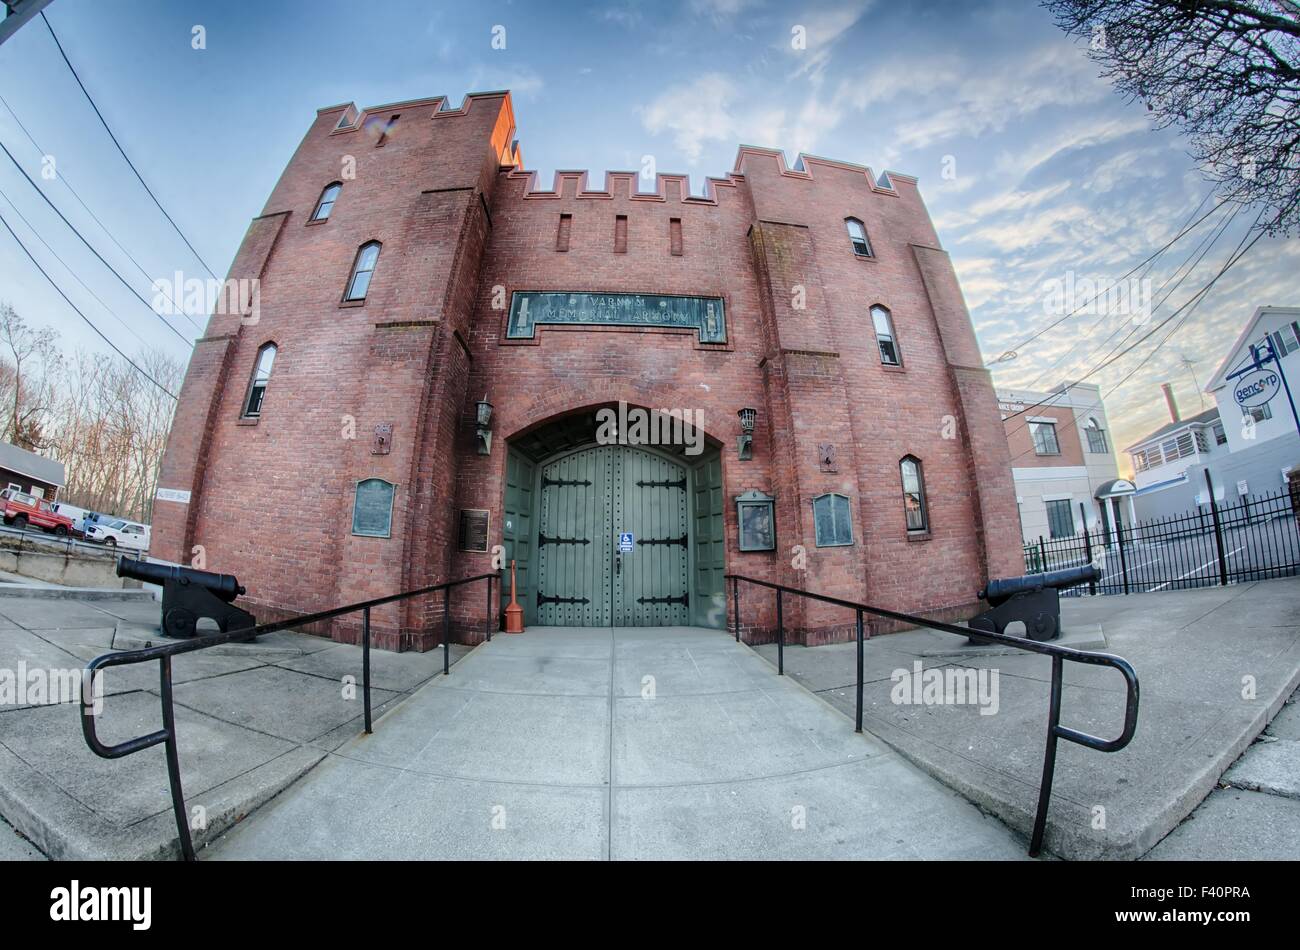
left=155, top=488, right=191, bottom=504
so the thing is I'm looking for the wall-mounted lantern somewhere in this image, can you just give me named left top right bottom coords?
left=475, top=396, right=494, bottom=456
left=737, top=407, right=757, bottom=461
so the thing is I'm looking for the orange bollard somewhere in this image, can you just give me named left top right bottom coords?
left=504, top=559, right=524, bottom=634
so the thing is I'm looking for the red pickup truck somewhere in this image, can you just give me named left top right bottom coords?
left=1, top=488, right=75, bottom=536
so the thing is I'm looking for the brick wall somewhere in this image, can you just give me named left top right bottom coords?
left=155, top=92, right=1023, bottom=648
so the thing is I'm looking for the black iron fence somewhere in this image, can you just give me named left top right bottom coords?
left=80, top=572, right=496, bottom=861
left=726, top=573, right=1139, bottom=858
left=1024, top=483, right=1300, bottom=596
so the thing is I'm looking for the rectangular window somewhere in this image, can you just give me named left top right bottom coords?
left=669, top=217, right=683, bottom=256
left=614, top=215, right=627, bottom=254
left=1274, top=323, right=1300, bottom=356
left=1030, top=421, right=1060, bottom=455
left=556, top=214, right=572, bottom=252
left=1045, top=499, right=1074, bottom=539
left=1132, top=451, right=1148, bottom=473
left=1176, top=432, right=1195, bottom=457
left=1085, top=427, right=1108, bottom=453
left=1213, top=423, right=1227, bottom=445
left=1248, top=404, right=1272, bottom=423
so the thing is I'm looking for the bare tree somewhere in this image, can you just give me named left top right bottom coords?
left=0, top=301, right=61, bottom=449
left=0, top=302, right=181, bottom=522
left=1044, top=0, right=1300, bottom=234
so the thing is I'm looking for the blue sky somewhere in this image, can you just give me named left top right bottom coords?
left=0, top=0, right=1295, bottom=463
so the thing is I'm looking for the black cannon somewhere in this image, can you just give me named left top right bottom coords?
left=968, top=564, right=1099, bottom=643
left=116, top=557, right=255, bottom=639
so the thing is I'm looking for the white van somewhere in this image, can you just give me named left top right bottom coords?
left=52, top=502, right=93, bottom=534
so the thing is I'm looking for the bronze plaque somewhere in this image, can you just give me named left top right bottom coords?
left=458, top=508, right=490, bottom=552
left=352, top=478, right=395, bottom=538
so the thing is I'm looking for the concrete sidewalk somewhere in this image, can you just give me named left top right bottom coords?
left=0, top=593, right=468, bottom=859
left=208, top=626, right=1028, bottom=860
left=757, top=577, right=1300, bottom=859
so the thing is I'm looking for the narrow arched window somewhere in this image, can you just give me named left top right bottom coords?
left=344, top=241, right=380, bottom=301
left=812, top=493, right=853, bottom=547
left=900, top=456, right=927, bottom=533
left=242, top=343, right=277, bottom=418
left=846, top=217, right=873, bottom=257
left=311, top=182, right=342, bottom=221
left=1083, top=416, right=1109, bottom=454
left=872, top=305, right=901, bottom=366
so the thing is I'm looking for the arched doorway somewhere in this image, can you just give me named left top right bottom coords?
left=501, top=408, right=726, bottom=628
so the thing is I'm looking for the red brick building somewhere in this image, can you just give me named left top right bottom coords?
left=150, top=91, right=1023, bottom=650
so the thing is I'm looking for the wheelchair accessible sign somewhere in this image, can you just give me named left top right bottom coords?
left=618, top=532, right=635, bottom=553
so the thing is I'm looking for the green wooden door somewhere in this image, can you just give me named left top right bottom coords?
left=502, top=449, right=537, bottom=623
left=690, top=453, right=726, bottom=627
left=535, top=446, right=614, bottom=625
left=614, top=448, right=691, bottom=626
left=533, top=445, right=691, bottom=627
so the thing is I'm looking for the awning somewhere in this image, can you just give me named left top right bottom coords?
left=1095, top=478, right=1136, bottom=499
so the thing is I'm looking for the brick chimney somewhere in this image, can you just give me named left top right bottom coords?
left=1161, top=382, right=1181, bottom=423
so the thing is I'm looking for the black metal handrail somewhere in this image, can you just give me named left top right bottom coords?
left=725, top=573, right=1139, bottom=858
left=80, top=571, right=496, bottom=861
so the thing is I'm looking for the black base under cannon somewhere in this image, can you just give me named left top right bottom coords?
left=968, top=564, right=1099, bottom=643
left=116, top=556, right=255, bottom=640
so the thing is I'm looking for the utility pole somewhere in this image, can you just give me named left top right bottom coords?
left=0, top=1, right=54, bottom=48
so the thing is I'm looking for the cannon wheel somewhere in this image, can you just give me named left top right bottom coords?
left=1027, top=611, right=1058, bottom=642
left=163, top=607, right=199, bottom=639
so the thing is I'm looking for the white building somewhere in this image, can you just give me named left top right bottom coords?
left=1127, top=306, right=1300, bottom=520
left=998, top=381, right=1133, bottom=545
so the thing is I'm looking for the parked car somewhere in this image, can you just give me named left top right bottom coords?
left=0, top=488, right=75, bottom=536
left=84, top=518, right=150, bottom=551
left=51, top=501, right=94, bottom=535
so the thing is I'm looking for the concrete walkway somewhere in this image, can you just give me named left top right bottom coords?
left=0, top=592, right=468, bottom=859
left=207, top=626, right=1027, bottom=860
left=758, top=577, right=1300, bottom=859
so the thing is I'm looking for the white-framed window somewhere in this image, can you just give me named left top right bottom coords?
left=1246, top=404, right=1272, bottom=423
left=345, top=241, right=381, bottom=301
left=1030, top=421, right=1060, bottom=455
left=311, top=182, right=342, bottom=221
left=1083, top=416, right=1109, bottom=453
left=845, top=218, right=873, bottom=257
left=871, top=305, right=901, bottom=366
left=242, top=343, right=277, bottom=418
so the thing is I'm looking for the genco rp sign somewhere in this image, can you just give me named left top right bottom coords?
left=1234, top=369, right=1281, bottom=409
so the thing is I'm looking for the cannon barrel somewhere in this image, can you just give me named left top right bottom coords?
left=979, top=564, right=1098, bottom=604
left=116, top=556, right=246, bottom=602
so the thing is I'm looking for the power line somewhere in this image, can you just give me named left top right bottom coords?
left=1020, top=188, right=1220, bottom=391
left=0, top=91, right=204, bottom=334
left=1004, top=219, right=1268, bottom=467
left=0, top=204, right=177, bottom=400
left=40, top=9, right=218, bottom=282
left=0, top=136, right=195, bottom=348
left=986, top=197, right=1228, bottom=367
left=1000, top=199, right=1247, bottom=435
left=0, top=183, right=151, bottom=351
